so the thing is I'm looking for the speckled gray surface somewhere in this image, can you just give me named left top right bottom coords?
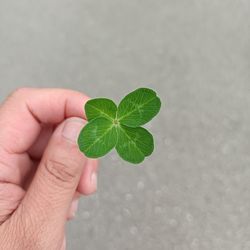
left=0, top=1, right=250, bottom=249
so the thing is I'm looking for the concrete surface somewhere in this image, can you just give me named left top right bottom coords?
left=0, top=0, right=250, bottom=249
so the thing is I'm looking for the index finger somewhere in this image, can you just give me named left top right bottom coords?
left=0, top=88, right=89, bottom=154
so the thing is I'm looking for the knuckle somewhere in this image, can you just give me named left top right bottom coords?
left=0, top=88, right=32, bottom=112
left=43, top=158, right=80, bottom=184
left=11, top=87, right=32, bottom=98
left=0, top=183, right=24, bottom=225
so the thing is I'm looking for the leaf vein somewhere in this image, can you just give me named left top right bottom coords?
left=88, top=104, right=113, bottom=121
left=85, top=125, right=115, bottom=153
left=118, top=96, right=157, bottom=121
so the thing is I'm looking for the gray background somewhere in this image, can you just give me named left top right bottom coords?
left=0, top=0, right=250, bottom=249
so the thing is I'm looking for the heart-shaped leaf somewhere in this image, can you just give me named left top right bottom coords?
left=115, top=125, right=154, bottom=164
left=78, top=117, right=117, bottom=158
left=85, top=98, right=117, bottom=121
left=117, top=88, right=161, bottom=127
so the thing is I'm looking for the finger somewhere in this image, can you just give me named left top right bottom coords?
left=67, top=159, right=98, bottom=220
left=0, top=183, right=25, bottom=225
left=61, top=235, right=66, bottom=250
left=0, top=149, right=34, bottom=186
left=67, top=159, right=99, bottom=220
left=0, top=88, right=89, bottom=154
left=22, top=160, right=39, bottom=191
left=77, top=158, right=98, bottom=195
left=16, top=118, right=97, bottom=234
left=67, top=192, right=81, bottom=220
left=28, top=124, right=54, bottom=160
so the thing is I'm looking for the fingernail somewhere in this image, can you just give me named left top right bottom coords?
left=71, top=199, right=79, bottom=217
left=91, top=172, right=97, bottom=191
left=62, top=237, right=66, bottom=249
left=62, top=119, right=85, bottom=143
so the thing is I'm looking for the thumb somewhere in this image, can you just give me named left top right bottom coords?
left=16, top=118, right=87, bottom=231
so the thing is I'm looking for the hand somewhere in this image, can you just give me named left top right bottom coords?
left=0, top=88, right=98, bottom=250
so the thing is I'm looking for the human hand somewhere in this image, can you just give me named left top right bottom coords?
left=0, top=88, right=98, bottom=250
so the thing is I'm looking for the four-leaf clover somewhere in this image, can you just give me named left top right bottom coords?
left=78, top=88, right=161, bottom=164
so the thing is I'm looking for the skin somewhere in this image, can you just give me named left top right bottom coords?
left=0, top=88, right=98, bottom=250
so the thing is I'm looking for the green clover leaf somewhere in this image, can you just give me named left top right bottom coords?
left=117, top=88, right=161, bottom=127
left=78, top=88, right=161, bottom=164
left=116, top=125, right=154, bottom=164
left=85, top=98, right=117, bottom=121
left=78, top=117, right=117, bottom=158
